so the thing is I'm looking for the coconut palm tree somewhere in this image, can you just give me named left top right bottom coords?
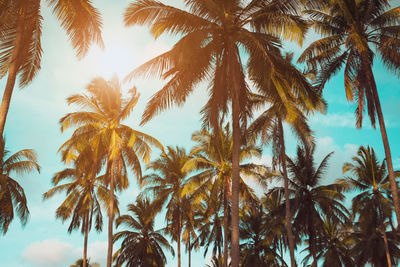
left=338, top=146, right=400, bottom=266
left=180, top=195, right=201, bottom=267
left=194, top=190, right=224, bottom=262
left=0, top=136, right=40, bottom=233
left=0, top=0, right=103, bottom=135
left=282, top=144, right=348, bottom=267
left=123, top=1, right=309, bottom=265
left=184, top=125, right=269, bottom=267
left=248, top=103, right=312, bottom=267
left=247, top=52, right=326, bottom=266
left=239, top=204, right=288, bottom=267
left=299, top=0, right=400, bottom=226
left=43, top=145, right=108, bottom=267
left=139, top=146, right=191, bottom=267
left=302, top=219, right=354, bottom=267
left=59, top=76, right=163, bottom=267
left=113, top=198, right=175, bottom=267
left=70, top=258, right=100, bottom=267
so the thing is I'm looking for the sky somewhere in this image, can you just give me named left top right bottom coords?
left=1, top=0, right=400, bottom=266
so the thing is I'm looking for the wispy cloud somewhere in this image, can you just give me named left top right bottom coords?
left=310, top=112, right=356, bottom=128
left=21, top=239, right=107, bottom=267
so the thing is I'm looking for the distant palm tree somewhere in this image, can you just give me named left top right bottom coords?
left=124, top=1, right=308, bottom=265
left=284, top=144, right=348, bottom=267
left=0, top=136, right=40, bottom=233
left=302, top=219, right=354, bottom=267
left=239, top=204, right=288, bottom=267
left=113, top=198, right=174, bottom=267
left=43, top=146, right=107, bottom=267
left=70, top=258, right=99, bottom=267
left=140, top=146, right=191, bottom=267
left=59, top=77, right=162, bottom=267
left=0, top=0, right=103, bottom=135
left=195, top=190, right=224, bottom=261
left=338, top=146, right=400, bottom=266
left=180, top=196, right=200, bottom=267
left=248, top=52, right=325, bottom=266
left=299, top=0, right=400, bottom=226
left=184, top=125, right=268, bottom=267
left=205, top=254, right=228, bottom=267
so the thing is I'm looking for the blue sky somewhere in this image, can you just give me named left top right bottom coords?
left=1, top=0, right=400, bottom=266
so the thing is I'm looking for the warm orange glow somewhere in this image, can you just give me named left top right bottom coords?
left=88, top=42, right=139, bottom=80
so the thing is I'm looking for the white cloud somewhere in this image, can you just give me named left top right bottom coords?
left=21, top=239, right=107, bottom=267
left=310, top=112, right=356, bottom=128
left=22, top=239, right=76, bottom=267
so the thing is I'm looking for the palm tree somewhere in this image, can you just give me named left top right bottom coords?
left=43, top=145, right=107, bottom=267
left=59, top=76, right=162, bottom=267
left=113, top=198, right=175, bottom=267
left=338, top=146, right=400, bottom=266
left=248, top=52, right=326, bottom=266
left=299, top=0, right=400, bottom=226
left=0, top=136, right=40, bottom=233
left=262, top=188, right=301, bottom=264
left=0, top=0, right=103, bottom=135
left=302, top=219, right=354, bottom=267
left=239, top=204, right=288, bottom=267
left=70, top=258, right=100, bottom=267
left=123, top=1, right=309, bottom=265
left=180, top=195, right=200, bottom=267
left=282, top=144, right=348, bottom=267
left=184, top=125, right=268, bottom=267
left=195, top=189, right=225, bottom=262
left=140, top=146, right=191, bottom=267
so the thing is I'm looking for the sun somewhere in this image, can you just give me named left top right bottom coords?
left=88, top=42, right=139, bottom=80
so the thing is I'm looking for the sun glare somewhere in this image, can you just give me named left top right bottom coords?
left=88, top=43, right=139, bottom=80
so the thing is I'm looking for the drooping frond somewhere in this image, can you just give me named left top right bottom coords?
left=46, top=0, right=103, bottom=58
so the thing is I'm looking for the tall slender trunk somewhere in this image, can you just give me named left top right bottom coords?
left=223, top=176, right=229, bottom=267
left=0, top=11, right=25, bottom=136
left=382, top=228, right=392, bottom=267
left=278, top=118, right=296, bottom=267
left=177, top=222, right=181, bottom=267
left=368, top=66, right=400, bottom=227
left=106, top=160, right=114, bottom=267
left=188, top=235, right=191, bottom=267
left=231, top=79, right=240, bottom=267
left=177, top=187, right=182, bottom=267
left=83, top=213, right=89, bottom=267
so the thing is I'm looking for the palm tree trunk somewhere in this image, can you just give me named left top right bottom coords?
left=106, top=161, right=114, bottom=267
left=382, top=228, right=392, bottom=267
left=231, top=79, right=241, bottom=267
left=177, top=225, right=181, bottom=267
left=0, top=13, right=24, bottom=136
left=83, top=213, right=89, bottom=267
left=188, top=236, right=191, bottom=267
left=368, top=66, right=400, bottom=227
left=278, top=118, right=296, bottom=267
left=223, top=176, right=229, bottom=267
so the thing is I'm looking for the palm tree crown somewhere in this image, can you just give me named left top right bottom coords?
left=0, top=0, right=104, bottom=135
left=113, top=198, right=175, bottom=267
left=59, top=76, right=162, bottom=267
left=0, top=136, right=40, bottom=234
